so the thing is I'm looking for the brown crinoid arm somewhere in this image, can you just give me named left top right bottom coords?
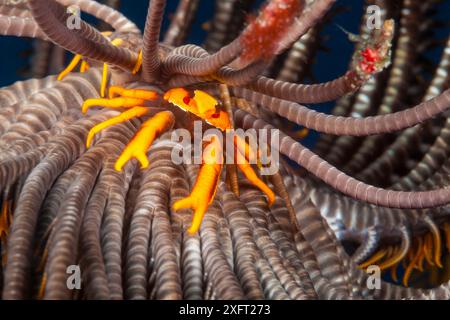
left=246, top=19, right=395, bottom=104
left=0, top=4, right=33, bottom=18
left=0, top=15, right=48, bottom=40
left=246, top=72, right=361, bottom=104
left=233, top=87, right=450, bottom=137
left=162, top=41, right=242, bottom=77
left=161, top=0, right=308, bottom=79
left=28, top=0, right=138, bottom=71
left=235, top=110, right=450, bottom=209
left=142, top=0, right=167, bottom=82
left=163, top=0, right=199, bottom=47
left=276, top=0, right=336, bottom=55
left=57, top=0, right=141, bottom=34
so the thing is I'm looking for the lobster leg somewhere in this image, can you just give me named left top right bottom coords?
left=86, top=106, right=150, bottom=148
left=115, top=111, right=175, bottom=171
left=173, top=136, right=223, bottom=234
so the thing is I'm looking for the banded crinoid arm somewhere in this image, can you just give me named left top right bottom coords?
left=233, top=85, right=450, bottom=137
left=162, top=41, right=244, bottom=78
left=326, top=1, right=438, bottom=174
left=246, top=19, right=394, bottom=104
left=40, top=134, right=131, bottom=299
left=0, top=0, right=139, bottom=37
left=164, top=18, right=393, bottom=101
left=311, top=144, right=450, bottom=249
left=0, top=4, right=33, bottom=18
left=275, top=0, right=336, bottom=55
left=126, top=146, right=184, bottom=300
left=203, top=0, right=256, bottom=53
left=235, top=110, right=450, bottom=209
left=341, top=0, right=430, bottom=176
left=238, top=186, right=317, bottom=299
left=57, top=0, right=141, bottom=34
left=218, top=180, right=306, bottom=299
left=288, top=175, right=450, bottom=297
left=1, top=110, right=122, bottom=299
left=163, top=0, right=199, bottom=47
left=392, top=122, right=450, bottom=191
left=258, top=129, right=448, bottom=285
left=390, top=44, right=450, bottom=190
left=322, top=73, right=387, bottom=167
left=142, top=0, right=167, bottom=82
left=162, top=0, right=306, bottom=79
left=29, top=118, right=144, bottom=300
left=0, top=69, right=103, bottom=188
left=0, top=75, right=58, bottom=112
left=303, top=178, right=447, bottom=275
left=0, top=15, right=48, bottom=40
left=357, top=35, right=450, bottom=185
left=273, top=22, right=321, bottom=83
left=0, top=69, right=103, bottom=150
left=313, top=0, right=390, bottom=159
left=285, top=178, right=357, bottom=298
left=28, top=0, right=138, bottom=71
left=26, top=0, right=138, bottom=79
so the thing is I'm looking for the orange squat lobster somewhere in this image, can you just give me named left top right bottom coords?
left=57, top=34, right=274, bottom=233
left=79, top=85, right=274, bottom=234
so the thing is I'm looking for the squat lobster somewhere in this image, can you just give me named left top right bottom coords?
left=81, top=85, right=275, bottom=234
left=56, top=32, right=274, bottom=234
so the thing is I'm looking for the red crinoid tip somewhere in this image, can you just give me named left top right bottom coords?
left=360, top=47, right=379, bottom=63
left=358, top=46, right=382, bottom=76
left=240, top=0, right=304, bottom=64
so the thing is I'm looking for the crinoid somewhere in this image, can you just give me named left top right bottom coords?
left=0, top=0, right=449, bottom=300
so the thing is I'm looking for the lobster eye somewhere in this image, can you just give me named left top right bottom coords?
left=183, top=96, right=191, bottom=105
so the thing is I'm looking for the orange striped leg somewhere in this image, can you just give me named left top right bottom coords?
left=115, top=111, right=175, bottom=171
left=173, top=137, right=223, bottom=235
left=82, top=97, right=146, bottom=114
left=108, top=86, right=159, bottom=100
left=235, top=148, right=275, bottom=206
left=233, top=134, right=260, bottom=165
left=80, top=60, right=90, bottom=73
left=86, top=106, right=149, bottom=148
left=57, top=54, right=83, bottom=81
